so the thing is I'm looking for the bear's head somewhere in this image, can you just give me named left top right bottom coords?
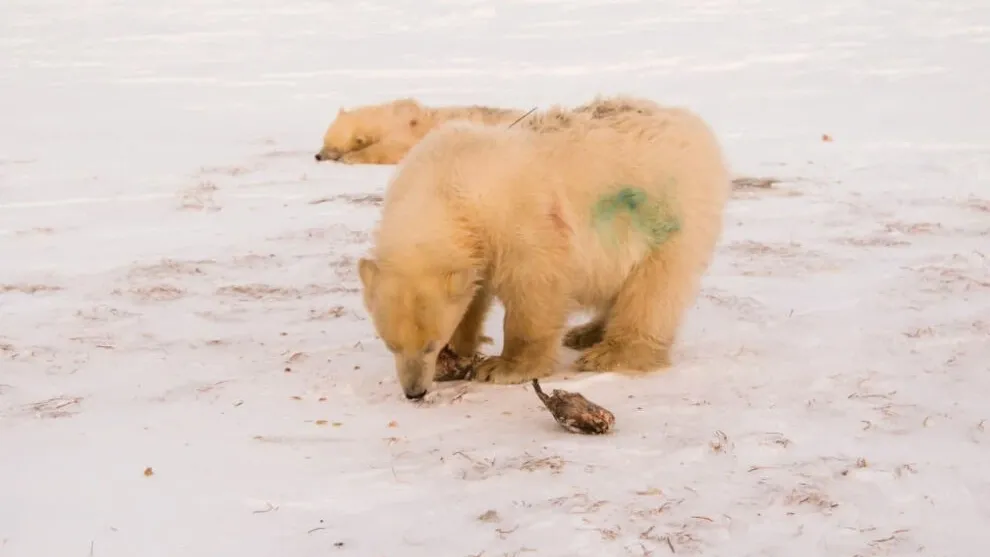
left=315, top=99, right=425, bottom=162
left=357, top=257, right=478, bottom=399
left=315, top=108, right=371, bottom=161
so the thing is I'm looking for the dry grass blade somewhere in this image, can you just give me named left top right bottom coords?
left=731, top=176, right=780, bottom=190
left=507, top=107, right=538, bottom=128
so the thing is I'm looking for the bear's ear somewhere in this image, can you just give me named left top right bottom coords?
left=338, top=107, right=346, bottom=115
left=357, top=258, right=379, bottom=291
left=444, top=269, right=475, bottom=299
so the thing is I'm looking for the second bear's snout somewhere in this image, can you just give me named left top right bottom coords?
left=315, top=149, right=342, bottom=162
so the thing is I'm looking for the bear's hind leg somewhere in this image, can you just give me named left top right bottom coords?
left=575, top=243, right=699, bottom=373
left=562, top=319, right=605, bottom=350
left=473, top=279, right=567, bottom=385
left=562, top=303, right=612, bottom=351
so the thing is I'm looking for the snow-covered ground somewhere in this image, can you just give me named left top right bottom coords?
left=2, top=0, right=990, bottom=555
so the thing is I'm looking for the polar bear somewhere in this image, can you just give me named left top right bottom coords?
left=314, top=98, right=526, bottom=164
left=357, top=106, right=730, bottom=399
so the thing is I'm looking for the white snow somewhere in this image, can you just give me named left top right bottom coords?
left=2, top=0, right=990, bottom=555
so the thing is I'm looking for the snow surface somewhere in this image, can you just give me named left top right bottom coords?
left=2, top=0, right=990, bottom=555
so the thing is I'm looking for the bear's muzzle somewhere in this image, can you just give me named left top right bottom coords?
left=315, top=148, right=343, bottom=162
left=400, top=358, right=430, bottom=400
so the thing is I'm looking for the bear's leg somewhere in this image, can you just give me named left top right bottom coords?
left=472, top=280, right=567, bottom=385
left=575, top=243, right=698, bottom=373
left=562, top=304, right=612, bottom=351
left=448, top=283, right=494, bottom=357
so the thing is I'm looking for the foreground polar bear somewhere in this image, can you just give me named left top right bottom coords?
left=358, top=107, right=731, bottom=399
left=314, top=98, right=526, bottom=164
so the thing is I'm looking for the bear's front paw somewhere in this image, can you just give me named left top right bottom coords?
left=472, top=355, right=552, bottom=385
left=575, top=339, right=671, bottom=373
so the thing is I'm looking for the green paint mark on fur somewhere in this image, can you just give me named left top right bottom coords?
left=592, top=186, right=680, bottom=247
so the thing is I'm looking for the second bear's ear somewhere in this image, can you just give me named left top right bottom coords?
left=357, top=258, right=379, bottom=290
left=444, top=269, right=475, bottom=299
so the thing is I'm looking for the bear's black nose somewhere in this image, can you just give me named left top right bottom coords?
left=405, top=390, right=427, bottom=401
left=314, top=152, right=323, bottom=161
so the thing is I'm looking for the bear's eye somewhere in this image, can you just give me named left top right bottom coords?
left=384, top=341, right=399, bottom=353
left=353, top=137, right=369, bottom=148
left=422, top=341, right=437, bottom=355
